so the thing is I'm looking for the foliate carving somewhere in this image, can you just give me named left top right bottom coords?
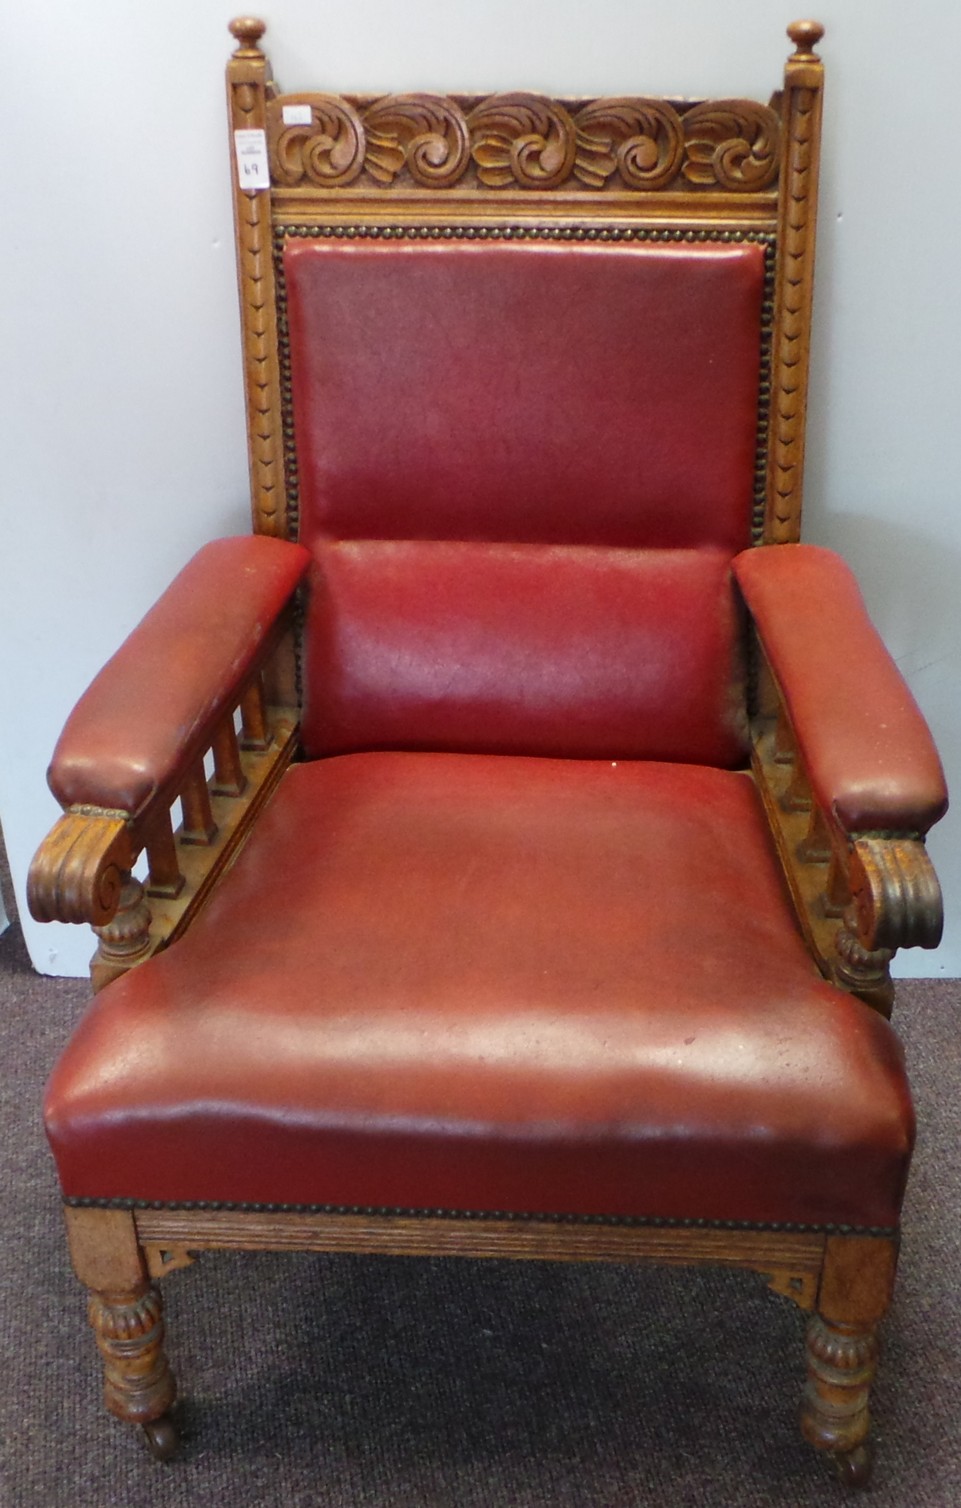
left=265, top=91, right=780, bottom=193
left=469, top=94, right=577, bottom=188
left=269, top=95, right=365, bottom=186
left=366, top=94, right=471, bottom=187
left=573, top=98, right=684, bottom=190
left=682, top=101, right=779, bottom=190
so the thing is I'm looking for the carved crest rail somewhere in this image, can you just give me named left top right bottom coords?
left=263, top=91, right=781, bottom=195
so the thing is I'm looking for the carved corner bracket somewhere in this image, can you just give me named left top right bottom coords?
left=143, top=1244, right=198, bottom=1280
left=764, top=1265, right=818, bottom=1311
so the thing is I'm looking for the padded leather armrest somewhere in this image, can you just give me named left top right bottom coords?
left=48, top=536, right=310, bottom=818
left=733, top=544, right=947, bottom=834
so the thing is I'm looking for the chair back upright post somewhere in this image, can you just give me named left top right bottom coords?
left=768, top=19, right=825, bottom=543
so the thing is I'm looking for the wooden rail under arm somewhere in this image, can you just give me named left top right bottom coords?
left=750, top=646, right=943, bottom=1016
left=28, top=620, right=300, bottom=990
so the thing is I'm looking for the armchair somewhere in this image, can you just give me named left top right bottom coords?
left=28, top=18, right=947, bottom=1489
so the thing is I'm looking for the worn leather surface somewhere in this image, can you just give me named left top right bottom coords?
left=734, top=545, right=948, bottom=833
left=48, top=537, right=311, bottom=817
left=285, top=238, right=764, bottom=760
left=302, top=541, right=748, bottom=765
left=285, top=239, right=765, bottom=550
left=46, top=753, right=914, bottom=1227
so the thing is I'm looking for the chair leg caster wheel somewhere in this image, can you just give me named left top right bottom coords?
left=141, top=1415, right=179, bottom=1461
left=834, top=1441, right=874, bottom=1489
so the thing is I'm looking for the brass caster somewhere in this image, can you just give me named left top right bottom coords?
left=141, top=1414, right=179, bottom=1461
left=834, top=1441, right=874, bottom=1490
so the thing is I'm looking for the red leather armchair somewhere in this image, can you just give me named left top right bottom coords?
left=28, top=18, right=947, bottom=1489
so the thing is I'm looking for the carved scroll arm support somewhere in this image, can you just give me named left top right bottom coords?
left=28, top=537, right=310, bottom=988
left=733, top=544, right=947, bottom=1011
left=28, top=813, right=133, bottom=929
left=27, top=697, right=301, bottom=993
left=750, top=692, right=944, bottom=1015
left=846, top=836, right=943, bottom=957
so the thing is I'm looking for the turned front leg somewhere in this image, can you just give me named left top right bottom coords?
left=88, top=1284, right=176, bottom=1432
left=65, top=1206, right=179, bottom=1459
left=802, top=1234, right=898, bottom=1488
left=802, top=1315, right=877, bottom=1486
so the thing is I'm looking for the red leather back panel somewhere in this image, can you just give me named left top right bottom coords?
left=301, top=541, right=747, bottom=764
left=285, top=239, right=765, bottom=550
left=286, top=238, right=764, bottom=761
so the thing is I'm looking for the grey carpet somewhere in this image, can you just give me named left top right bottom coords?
left=1, top=848, right=958, bottom=1507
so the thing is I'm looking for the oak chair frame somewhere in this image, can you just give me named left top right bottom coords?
left=28, top=18, right=943, bottom=1486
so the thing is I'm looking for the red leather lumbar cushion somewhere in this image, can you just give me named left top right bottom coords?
left=301, top=540, right=748, bottom=766
left=284, top=237, right=765, bottom=551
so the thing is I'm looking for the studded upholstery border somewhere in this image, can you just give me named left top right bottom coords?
left=63, top=1195, right=896, bottom=1237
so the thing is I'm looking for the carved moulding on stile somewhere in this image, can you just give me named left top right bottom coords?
left=266, top=91, right=781, bottom=193
left=230, top=77, right=285, bottom=535
left=769, top=83, right=818, bottom=538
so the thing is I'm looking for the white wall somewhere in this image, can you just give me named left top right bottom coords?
left=3, top=1, right=959, bottom=977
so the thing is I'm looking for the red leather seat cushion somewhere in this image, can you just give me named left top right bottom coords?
left=45, top=753, right=913, bottom=1230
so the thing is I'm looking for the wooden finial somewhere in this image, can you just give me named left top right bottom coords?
left=229, top=16, right=266, bottom=55
left=787, top=20, right=825, bottom=59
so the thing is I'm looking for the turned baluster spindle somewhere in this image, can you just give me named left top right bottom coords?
left=211, top=717, right=247, bottom=797
left=180, top=761, right=218, bottom=845
left=240, top=677, right=271, bottom=751
left=782, top=756, right=813, bottom=814
left=773, top=704, right=795, bottom=765
left=825, top=850, right=850, bottom=918
left=143, top=808, right=185, bottom=898
left=797, top=804, right=832, bottom=864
